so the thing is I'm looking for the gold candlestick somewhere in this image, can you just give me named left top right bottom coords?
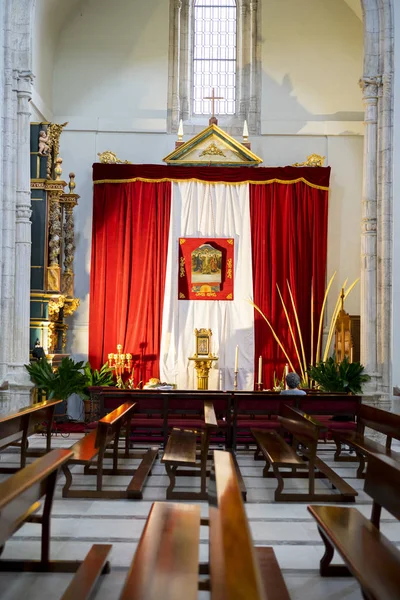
left=234, top=370, right=238, bottom=391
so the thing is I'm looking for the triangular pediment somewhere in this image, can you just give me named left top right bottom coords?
left=163, top=124, right=262, bottom=166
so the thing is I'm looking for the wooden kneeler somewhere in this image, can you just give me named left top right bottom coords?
left=0, top=448, right=111, bottom=599
left=62, top=402, right=158, bottom=499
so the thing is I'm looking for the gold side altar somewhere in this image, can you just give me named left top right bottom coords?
left=189, top=328, right=218, bottom=390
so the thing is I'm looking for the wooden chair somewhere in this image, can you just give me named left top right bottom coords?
left=161, top=399, right=218, bottom=500
left=251, top=404, right=357, bottom=502
left=0, top=448, right=111, bottom=599
left=333, top=403, right=400, bottom=476
left=0, top=399, right=62, bottom=473
left=62, top=402, right=158, bottom=499
left=308, top=453, right=400, bottom=600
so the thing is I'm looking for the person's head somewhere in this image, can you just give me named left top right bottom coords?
left=286, top=372, right=301, bottom=389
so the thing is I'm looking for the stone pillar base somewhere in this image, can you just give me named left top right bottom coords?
left=0, top=384, right=33, bottom=415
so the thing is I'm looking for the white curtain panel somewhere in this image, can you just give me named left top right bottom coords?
left=160, top=180, right=254, bottom=390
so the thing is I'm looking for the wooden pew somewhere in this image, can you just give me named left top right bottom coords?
left=0, top=447, right=111, bottom=598
left=333, top=403, right=400, bottom=476
left=161, top=399, right=218, bottom=500
left=119, top=450, right=290, bottom=600
left=119, top=502, right=201, bottom=600
left=62, top=402, right=158, bottom=499
left=308, top=453, right=400, bottom=600
left=207, top=450, right=290, bottom=599
left=251, top=404, right=358, bottom=502
left=0, top=399, right=62, bottom=473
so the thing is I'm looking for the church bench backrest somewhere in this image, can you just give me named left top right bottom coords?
left=211, top=450, right=266, bottom=600
left=364, top=454, right=400, bottom=524
left=0, top=399, right=62, bottom=450
left=358, top=404, right=400, bottom=443
left=297, top=395, right=361, bottom=417
left=0, top=448, right=73, bottom=547
left=95, top=401, right=136, bottom=449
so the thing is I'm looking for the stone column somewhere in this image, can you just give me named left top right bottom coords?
left=168, top=0, right=182, bottom=132
left=6, top=70, right=34, bottom=403
left=359, top=75, right=382, bottom=389
left=248, top=0, right=259, bottom=134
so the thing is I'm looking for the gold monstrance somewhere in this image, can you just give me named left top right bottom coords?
left=189, top=328, right=218, bottom=390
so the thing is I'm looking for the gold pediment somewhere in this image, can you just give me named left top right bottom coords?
left=163, top=124, right=262, bottom=166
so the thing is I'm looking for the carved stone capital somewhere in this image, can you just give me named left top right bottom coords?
left=361, top=217, right=377, bottom=233
left=359, top=75, right=382, bottom=99
left=16, top=205, right=32, bottom=222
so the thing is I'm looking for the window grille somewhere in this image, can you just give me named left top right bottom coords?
left=193, top=0, right=237, bottom=116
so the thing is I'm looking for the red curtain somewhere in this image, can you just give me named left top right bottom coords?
left=89, top=181, right=171, bottom=381
left=250, top=181, right=329, bottom=386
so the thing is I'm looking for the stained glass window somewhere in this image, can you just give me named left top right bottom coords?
left=193, top=0, right=237, bottom=115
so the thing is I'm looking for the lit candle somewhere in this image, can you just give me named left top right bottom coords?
left=178, top=119, right=183, bottom=140
left=258, top=355, right=262, bottom=384
left=243, top=120, right=249, bottom=139
left=235, top=345, right=239, bottom=372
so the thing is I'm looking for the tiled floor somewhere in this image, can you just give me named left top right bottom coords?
left=0, top=433, right=399, bottom=600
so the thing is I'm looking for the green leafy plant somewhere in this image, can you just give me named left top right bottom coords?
left=307, top=356, right=370, bottom=394
left=25, top=356, right=87, bottom=401
left=83, top=361, right=115, bottom=394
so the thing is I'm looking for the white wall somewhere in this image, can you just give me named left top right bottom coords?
left=261, top=0, right=364, bottom=133
left=32, top=0, right=364, bottom=361
left=54, top=0, right=169, bottom=130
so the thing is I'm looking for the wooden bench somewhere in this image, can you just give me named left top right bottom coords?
left=308, top=453, right=400, bottom=600
left=62, top=401, right=158, bottom=499
left=333, top=403, right=400, bottom=477
left=0, top=448, right=111, bottom=598
left=119, top=501, right=201, bottom=600
left=161, top=399, right=218, bottom=500
left=206, top=450, right=290, bottom=599
left=118, top=450, right=290, bottom=600
left=251, top=404, right=358, bottom=502
left=0, top=399, right=62, bottom=473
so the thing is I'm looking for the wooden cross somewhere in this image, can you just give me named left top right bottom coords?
left=203, top=88, right=224, bottom=117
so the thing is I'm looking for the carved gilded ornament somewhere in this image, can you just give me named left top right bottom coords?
left=48, top=295, right=67, bottom=320
left=47, top=322, right=58, bottom=354
left=63, top=298, right=80, bottom=317
left=199, top=142, right=226, bottom=158
left=179, top=292, right=186, bottom=299
left=292, top=154, right=326, bottom=168
left=97, top=151, right=131, bottom=164
left=47, top=122, right=68, bottom=179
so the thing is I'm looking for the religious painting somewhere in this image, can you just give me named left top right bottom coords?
left=178, top=238, right=234, bottom=300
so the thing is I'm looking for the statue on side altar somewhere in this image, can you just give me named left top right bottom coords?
left=38, top=130, right=50, bottom=155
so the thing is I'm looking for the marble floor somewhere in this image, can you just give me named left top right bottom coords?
left=0, top=434, right=399, bottom=600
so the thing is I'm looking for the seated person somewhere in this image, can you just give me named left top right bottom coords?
left=280, top=372, right=306, bottom=395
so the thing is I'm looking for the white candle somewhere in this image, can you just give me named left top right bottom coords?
left=243, top=120, right=249, bottom=139
left=258, top=355, right=262, bottom=384
left=235, top=345, right=239, bottom=372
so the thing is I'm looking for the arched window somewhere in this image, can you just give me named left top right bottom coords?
left=168, top=0, right=260, bottom=134
left=193, top=0, right=237, bottom=116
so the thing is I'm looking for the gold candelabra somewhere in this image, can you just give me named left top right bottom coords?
left=108, top=343, right=134, bottom=388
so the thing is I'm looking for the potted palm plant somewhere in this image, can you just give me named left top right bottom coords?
left=25, top=356, right=88, bottom=419
left=307, top=355, right=370, bottom=394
